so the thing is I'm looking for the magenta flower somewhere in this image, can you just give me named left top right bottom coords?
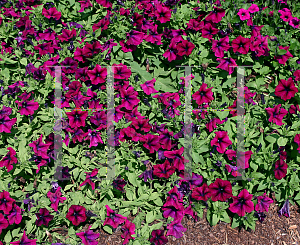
left=166, top=219, right=187, bottom=239
left=153, top=160, right=175, bottom=179
left=79, top=168, right=98, bottom=190
left=229, top=189, right=254, bottom=217
left=206, top=118, right=225, bottom=132
left=7, top=203, right=22, bottom=225
left=177, top=40, right=195, bottom=56
left=76, top=226, right=99, bottom=245
left=162, top=199, right=184, bottom=220
left=121, top=219, right=136, bottom=244
left=255, top=193, right=274, bottom=213
left=164, top=147, right=186, bottom=171
left=155, top=4, right=172, bottom=23
left=42, top=7, right=61, bottom=20
left=205, top=7, right=226, bottom=23
left=209, top=178, right=233, bottom=202
left=191, top=183, right=211, bottom=202
left=265, top=104, right=288, bottom=126
left=274, top=46, right=293, bottom=65
left=47, top=186, right=66, bottom=211
left=211, top=36, right=230, bottom=58
left=78, top=0, right=93, bottom=12
left=10, top=231, right=37, bottom=245
left=237, top=9, right=250, bottom=20
left=126, top=30, right=144, bottom=46
left=274, top=159, right=288, bottom=180
left=211, top=131, right=232, bottom=154
left=201, top=23, right=219, bottom=40
left=150, top=229, right=168, bottom=245
left=278, top=8, right=292, bottom=22
left=192, top=83, right=214, bottom=106
left=87, top=65, right=107, bottom=85
left=275, top=77, right=298, bottom=101
left=0, top=115, right=17, bottom=133
left=0, top=190, right=15, bottom=214
left=140, top=78, right=159, bottom=95
left=84, top=130, right=103, bottom=148
left=112, top=176, right=127, bottom=192
left=232, top=35, right=251, bottom=54
left=216, top=57, right=237, bottom=75
left=294, top=134, right=300, bottom=153
left=66, top=205, right=87, bottom=226
left=35, top=208, right=54, bottom=227
left=29, top=134, right=52, bottom=159
left=140, top=134, right=161, bottom=154
left=15, top=99, right=39, bottom=116
left=163, top=41, right=179, bottom=62
left=0, top=147, right=18, bottom=172
left=0, top=213, right=8, bottom=235
left=103, top=205, right=126, bottom=229
left=289, top=17, right=300, bottom=28
left=113, top=63, right=131, bottom=80
left=120, top=86, right=140, bottom=110
left=66, top=110, right=88, bottom=128
left=248, top=4, right=259, bottom=13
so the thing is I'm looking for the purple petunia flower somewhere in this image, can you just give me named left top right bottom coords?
left=7, top=203, right=22, bottom=225
left=66, top=205, right=87, bottom=226
left=103, top=205, right=126, bottom=229
left=76, top=225, right=99, bottom=245
left=0, top=213, right=9, bottom=235
left=278, top=199, right=290, bottom=218
left=138, top=160, right=153, bottom=182
left=35, top=208, right=54, bottom=227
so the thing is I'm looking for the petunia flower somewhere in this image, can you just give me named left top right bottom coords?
left=112, top=176, right=127, bottom=192
left=191, top=183, right=211, bottom=201
left=112, top=63, right=131, bottom=80
left=29, top=134, right=52, bottom=159
left=201, top=23, right=219, bottom=40
left=216, top=57, right=237, bottom=75
left=84, top=130, right=103, bottom=148
left=76, top=226, right=99, bottom=245
left=66, top=110, right=88, bottom=128
left=0, top=213, right=8, bottom=235
left=294, top=134, right=300, bottom=153
left=232, top=35, right=251, bottom=54
left=153, top=160, right=175, bottom=179
left=177, top=40, right=195, bottom=56
left=150, top=229, right=168, bottom=245
left=248, top=4, right=259, bottom=13
left=237, top=9, right=250, bottom=21
left=126, top=30, right=144, bottom=46
left=289, top=17, right=300, bottom=28
left=103, top=205, right=126, bottom=229
left=0, top=147, right=18, bottom=172
left=79, top=168, right=99, bottom=190
left=278, top=199, right=290, bottom=218
left=229, top=189, right=254, bottom=217
left=66, top=205, right=87, bottom=226
left=155, top=4, right=172, bottom=23
left=10, top=231, right=37, bottom=245
left=210, top=131, right=232, bottom=154
left=87, top=65, right=107, bottom=85
left=255, top=193, right=274, bottom=213
left=274, top=46, right=293, bottom=66
left=0, top=190, right=15, bottom=214
left=78, top=0, right=93, bottom=12
left=140, top=134, right=161, bottom=153
left=47, top=187, right=66, bottom=211
left=140, top=78, right=159, bottom=95
left=35, top=208, right=54, bottom=227
left=121, top=219, right=136, bottom=245
left=275, top=77, right=298, bottom=101
left=42, top=7, right=61, bottom=20
left=7, top=203, right=22, bottom=225
left=138, top=160, right=153, bottom=182
left=274, top=159, right=288, bottom=180
left=162, top=200, right=184, bottom=221
left=164, top=147, right=186, bottom=171
left=211, top=36, right=230, bottom=58
left=206, top=118, right=225, bottom=132
left=209, top=178, right=233, bottom=202
left=265, top=104, right=288, bottom=126
left=15, top=99, right=39, bottom=116
left=192, top=83, right=214, bottom=106
left=205, top=7, right=225, bottom=23
left=166, top=219, right=187, bottom=239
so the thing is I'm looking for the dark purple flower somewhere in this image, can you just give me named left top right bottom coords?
left=35, top=208, right=54, bottom=227
left=150, top=229, right=168, bottom=245
left=103, top=205, right=126, bottom=229
left=7, top=203, right=22, bottom=225
left=66, top=205, right=87, bottom=226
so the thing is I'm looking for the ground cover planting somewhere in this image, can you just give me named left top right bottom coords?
left=0, top=0, right=300, bottom=244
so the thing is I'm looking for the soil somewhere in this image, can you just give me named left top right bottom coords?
left=50, top=193, right=300, bottom=245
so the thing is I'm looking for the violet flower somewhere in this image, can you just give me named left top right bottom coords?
left=278, top=199, right=290, bottom=218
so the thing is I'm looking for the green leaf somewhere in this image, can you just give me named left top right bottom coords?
left=277, top=49, right=287, bottom=55
left=265, top=135, right=278, bottom=144
left=231, top=214, right=240, bottom=229
left=212, top=214, right=219, bottom=226
left=130, top=61, right=152, bottom=82
left=215, top=111, right=229, bottom=121
left=220, top=211, right=231, bottom=223
left=103, top=225, right=113, bottom=234
left=127, top=172, right=138, bottom=187
left=154, top=77, right=177, bottom=93
left=4, top=230, right=12, bottom=244
left=20, top=58, right=28, bottom=66
left=277, top=137, right=288, bottom=146
left=153, top=197, right=163, bottom=206
left=146, top=211, right=155, bottom=224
